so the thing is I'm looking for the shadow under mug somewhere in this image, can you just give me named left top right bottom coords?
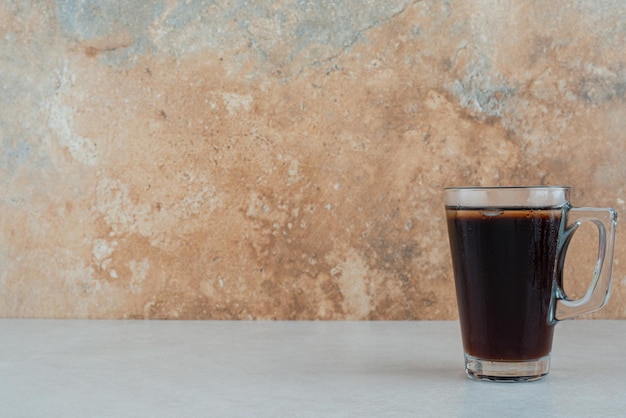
left=445, top=186, right=617, bottom=382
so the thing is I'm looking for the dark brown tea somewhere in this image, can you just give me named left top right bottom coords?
left=446, top=207, right=563, bottom=361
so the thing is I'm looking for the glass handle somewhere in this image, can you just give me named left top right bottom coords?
left=554, top=207, right=617, bottom=321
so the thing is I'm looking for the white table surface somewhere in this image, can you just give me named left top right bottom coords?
left=1, top=319, right=624, bottom=417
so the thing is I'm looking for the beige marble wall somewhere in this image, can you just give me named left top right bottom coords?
left=1, top=0, right=625, bottom=319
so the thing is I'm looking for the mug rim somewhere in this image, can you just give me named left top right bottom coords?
left=444, top=186, right=572, bottom=208
left=444, top=185, right=572, bottom=191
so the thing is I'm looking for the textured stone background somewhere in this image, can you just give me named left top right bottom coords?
left=1, top=0, right=625, bottom=319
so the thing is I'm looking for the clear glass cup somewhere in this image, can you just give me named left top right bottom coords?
left=445, top=186, right=617, bottom=382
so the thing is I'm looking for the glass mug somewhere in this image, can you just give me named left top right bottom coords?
left=445, top=186, right=617, bottom=382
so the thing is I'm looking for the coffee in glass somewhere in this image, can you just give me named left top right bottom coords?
left=445, top=186, right=616, bottom=382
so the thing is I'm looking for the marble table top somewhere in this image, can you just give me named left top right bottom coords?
left=1, top=319, right=624, bottom=417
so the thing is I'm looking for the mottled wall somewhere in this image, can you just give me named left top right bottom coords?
left=1, top=0, right=625, bottom=319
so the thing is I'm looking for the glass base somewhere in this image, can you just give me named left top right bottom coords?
left=464, top=353, right=550, bottom=382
